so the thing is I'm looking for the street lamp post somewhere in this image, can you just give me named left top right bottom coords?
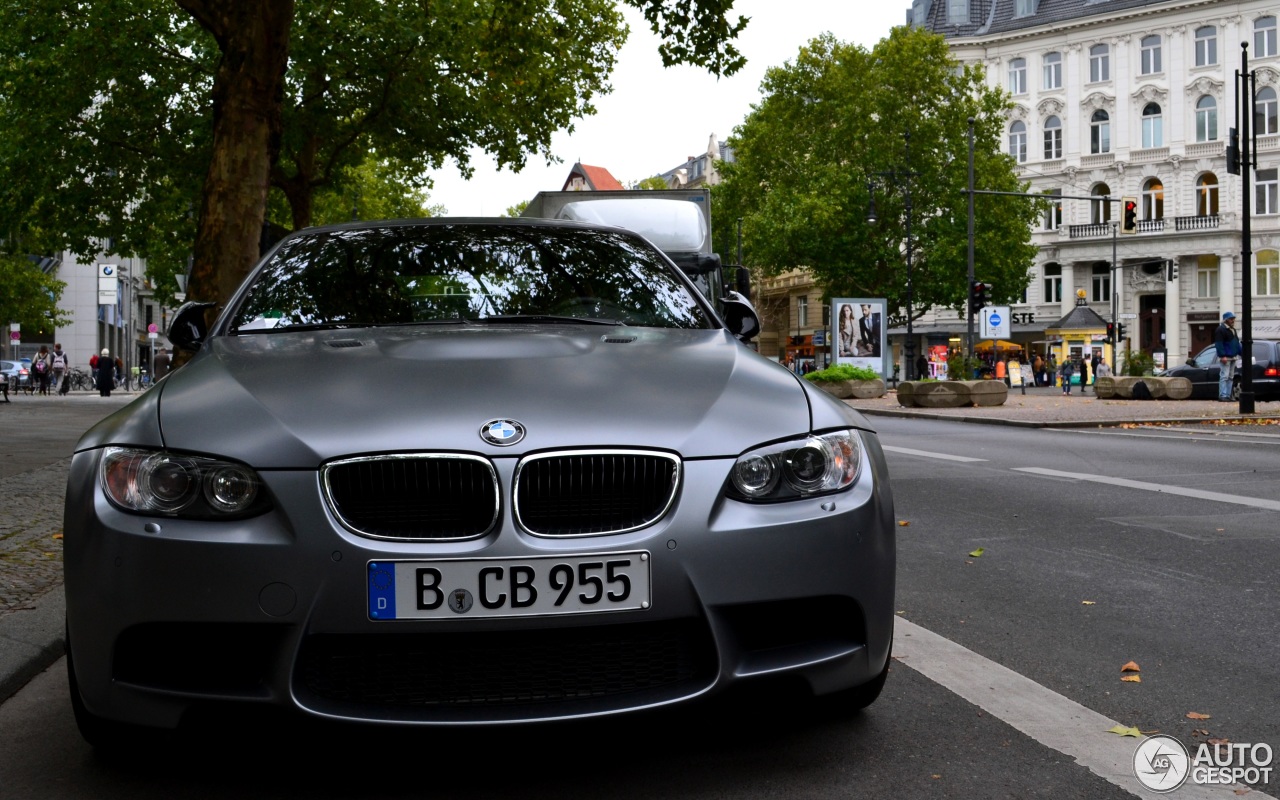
left=867, top=132, right=918, bottom=380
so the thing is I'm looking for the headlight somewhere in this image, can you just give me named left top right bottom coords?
left=726, top=430, right=862, bottom=502
left=100, top=447, right=271, bottom=519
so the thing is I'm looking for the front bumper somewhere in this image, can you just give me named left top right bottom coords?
left=64, top=440, right=895, bottom=729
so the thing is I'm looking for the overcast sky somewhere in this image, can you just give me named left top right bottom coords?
left=425, top=2, right=909, bottom=217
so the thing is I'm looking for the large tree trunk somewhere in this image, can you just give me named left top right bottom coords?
left=177, top=0, right=295, bottom=308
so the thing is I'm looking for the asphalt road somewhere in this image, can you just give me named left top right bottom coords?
left=1, top=403, right=1276, bottom=798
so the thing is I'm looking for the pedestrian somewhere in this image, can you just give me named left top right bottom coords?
left=115, top=355, right=125, bottom=389
left=1078, top=353, right=1090, bottom=393
left=1214, top=311, right=1242, bottom=401
left=32, top=345, right=53, bottom=395
left=1096, top=360, right=1112, bottom=379
left=154, top=347, right=171, bottom=379
left=1033, top=354, right=1044, bottom=385
left=51, top=343, right=70, bottom=395
left=1059, top=356, right=1075, bottom=395
left=95, top=348, right=117, bottom=397
left=915, top=353, right=928, bottom=380
left=1091, top=351, right=1101, bottom=377
left=89, top=351, right=99, bottom=386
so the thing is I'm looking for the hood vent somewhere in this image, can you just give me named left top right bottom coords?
left=327, top=339, right=364, bottom=348
left=601, top=336, right=637, bottom=344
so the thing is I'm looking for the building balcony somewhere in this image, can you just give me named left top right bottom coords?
left=1173, top=215, right=1220, bottom=231
left=1067, top=223, right=1111, bottom=238
left=1136, top=218, right=1164, bottom=233
left=1081, top=153, right=1114, bottom=168
left=1186, top=141, right=1223, bottom=158
left=1132, top=147, right=1169, bottom=163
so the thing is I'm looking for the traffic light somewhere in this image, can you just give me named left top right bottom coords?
left=1227, top=127, right=1240, bottom=175
left=970, top=281, right=991, bottom=314
left=1166, top=259, right=1178, bottom=281
left=1120, top=197, right=1139, bottom=234
left=1117, top=322, right=1128, bottom=341
left=1105, top=322, right=1115, bottom=342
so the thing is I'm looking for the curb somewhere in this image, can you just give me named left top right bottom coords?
left=854, top=407, right=1277, bottom=429
left=0, top=587, right=65, bottom=703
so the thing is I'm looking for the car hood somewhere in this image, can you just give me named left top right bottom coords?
left=148, top=326, right=850, bottom=467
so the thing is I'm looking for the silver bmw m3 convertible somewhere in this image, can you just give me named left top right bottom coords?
left=64, top=216, right=895, bottom=744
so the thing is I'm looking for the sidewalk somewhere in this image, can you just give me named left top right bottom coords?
left=844, top=382, right=1280, bottom=428
left=0, top=392, right=134, bottom=701
left=2, top=386, right=1279, bottom=705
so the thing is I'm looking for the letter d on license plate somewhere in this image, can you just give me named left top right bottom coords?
left=367, top=552, right=651, bottom=620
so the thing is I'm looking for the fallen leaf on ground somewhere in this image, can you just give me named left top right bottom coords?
left=969, top=547, right=985, bottom=558
left=1209, top=738, right=1230, bottom=746
left=1081, top=600, right=1096, bottom=605
left=52, top=533, right=64, bottom=540
left=898, top=520, right=910, bottom=527
left=1108, top=725, right=1142, bottom=737
left=1193, top=729, right=1211, bottom=736
left=1121, top=675, right=1141, bottom=683
left=1186, top=712, right=1211, bottom=720
left=1121, top=661, right=1141, bottom=672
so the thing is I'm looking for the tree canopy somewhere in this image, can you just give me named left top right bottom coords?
left=0, top=0, right=749, bottom=311
left=714, top=27, right=1042, bottom=325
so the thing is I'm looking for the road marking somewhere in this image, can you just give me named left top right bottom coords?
left=883, top=446, right=987, bottom=463
left=893, top=618, right=1274, bottom=800
left=1012, top=467, right=1280, bottom=512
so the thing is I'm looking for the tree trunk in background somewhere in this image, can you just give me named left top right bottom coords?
left=177, top=0, right=294, bottom=309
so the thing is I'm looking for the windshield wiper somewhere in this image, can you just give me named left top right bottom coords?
left=474, top=315, right=624, bottom=326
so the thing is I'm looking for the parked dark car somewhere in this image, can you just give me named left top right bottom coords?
left=63, top=217, right=897, bottom=746
left=1163, top=340, right=1280, bottom=400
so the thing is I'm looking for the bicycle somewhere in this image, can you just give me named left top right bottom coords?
left=65, top=367, right=94, bottom=392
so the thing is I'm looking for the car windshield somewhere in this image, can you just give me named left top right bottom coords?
left=228, top=223, right=713, bottom=332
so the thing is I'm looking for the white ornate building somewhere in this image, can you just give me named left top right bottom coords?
left=910, top=0, right=1280, bottom=366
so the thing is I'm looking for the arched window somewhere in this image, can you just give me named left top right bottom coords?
left=1009, top=58, right=1027, bottom=94
left=1142, top=178, right=1164, bottom=220
left=1256, top=16, right=1277, bottom=58
left=1009, top=121, right=1027, bottom=163
left=1195, top=96, right=1218, bottom=142
left=1043, top=116, right=1062, bottom=159
left=1197, top=173, right=1219, bottom=216
left=1089, top=44, right=1110, bottom=82
left=1091, top=183, right=1112, bottom=224
left=1090, top=110, right=1110, bottom=154
left=1195, top=26, right=1218, bottom=67
left=1142, top=103, right=1163, bottom=148
left=1043, top=52, right=1062, bottom=89
left=1141, top=35, right=1162, bottom=74
left=1043, top=190, right=1062, bottom=231
left=1257, top=87, right=1278, bottom=136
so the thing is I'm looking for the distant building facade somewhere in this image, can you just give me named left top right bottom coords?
left=908, top=0, right=1280, bottom=367
left=659, top=133, right=735, bottom=188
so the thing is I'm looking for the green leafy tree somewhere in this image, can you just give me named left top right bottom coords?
left=635, top=176, right=671, bottom=190
left=0, top=0, right=748, bottom=311
left=503, top=201, right=531, bottom=218
left=714, top=27, right=1042, bottom=328
left=0, top=256, right=70, bottom=335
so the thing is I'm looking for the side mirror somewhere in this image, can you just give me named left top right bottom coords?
left=168, top=301, right=217, bottom=352
left=721, top=291, right=761, bottom=342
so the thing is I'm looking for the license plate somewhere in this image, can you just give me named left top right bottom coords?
left=367, top=552, right=651, bottom=620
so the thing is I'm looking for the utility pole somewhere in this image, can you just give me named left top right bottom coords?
left=966, top=118, right=976, bottom=360
left=1238, top=43, right=1256, bottom=414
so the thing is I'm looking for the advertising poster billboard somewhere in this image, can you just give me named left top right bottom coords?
left=832, top=298, right=887, bottom=377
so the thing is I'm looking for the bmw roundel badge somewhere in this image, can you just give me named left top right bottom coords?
left=480, top=419, right=525, bottom=446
